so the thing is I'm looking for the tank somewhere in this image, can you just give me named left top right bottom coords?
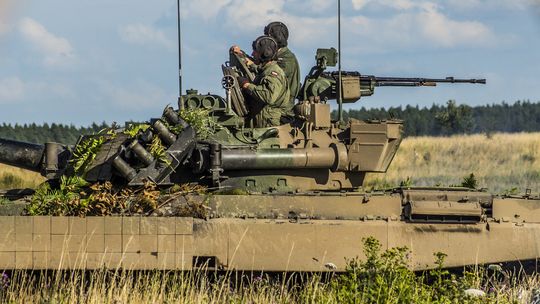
left=0, top=48, right=538, bottom=272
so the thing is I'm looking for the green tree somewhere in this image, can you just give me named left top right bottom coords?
left=435, top=100, right=474, bottom=135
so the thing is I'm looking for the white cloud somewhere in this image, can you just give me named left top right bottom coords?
left=18, top=18, right=75, bottom=67
left=211, top=0, right=336, bottom=48
left=184, top=0, right=232, bottom=20
left=119, top=24, right=175, bottom=50
left=418, top=3, right=492, bottom=47
left=182, top=0, right=493, bottom=51
left=224, top=0, right=286, bottom=30
left=0, top=76, right=77, bottom=105
left=444, top=0, right=540, bottom=10
left=354, top=0, right=540, bottom=11
left=0, top=77, right=25, bottom=103
left=352, top=0, right=416, bottom=10
left=347, top=1, right=494, bottom=49
left=304, top=0, right=334, bottom=13
left=351, top=0, right=368, bottom=10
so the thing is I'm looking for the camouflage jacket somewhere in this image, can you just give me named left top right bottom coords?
left=247, top=47, right=300, bottom=102
left=245, top=62, right=292, bottom=128
left=276, top=47, right=301, bottom=102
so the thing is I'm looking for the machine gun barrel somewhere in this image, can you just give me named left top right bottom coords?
left=370, top=76, right=486, bottom=85
left=322, top=71, right=486, bottom=87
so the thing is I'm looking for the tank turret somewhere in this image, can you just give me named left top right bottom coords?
left=0, top=49, right=485, bottom=193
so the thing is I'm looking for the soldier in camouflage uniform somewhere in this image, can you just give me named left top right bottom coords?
left=237, top=36, right=292, bottom=128
left=231, top=21, right=300, bottom=103
left=264, top=22, right=301, bottom=103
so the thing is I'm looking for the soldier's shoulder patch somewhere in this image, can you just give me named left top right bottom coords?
left=270, top=71, right=279, bottom=77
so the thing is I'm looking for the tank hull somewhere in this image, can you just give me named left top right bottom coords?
left=1, top=193, right=539, bottom=271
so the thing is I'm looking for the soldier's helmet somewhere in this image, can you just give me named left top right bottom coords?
left=252, top=35, right=278, bottom=63
left=264, top=21, right=289, bottom=48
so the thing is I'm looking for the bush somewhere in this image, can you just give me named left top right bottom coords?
left=300, top=237, right=515, bottom=303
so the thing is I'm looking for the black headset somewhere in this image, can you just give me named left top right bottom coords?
left=264, top=21, right=289, bottom=48
left=252, top=36, right=278, bottom=63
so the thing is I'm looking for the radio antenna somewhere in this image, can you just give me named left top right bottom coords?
left=177, top=0, right=183, bottom=109
left=337, top=0, right=343, bottom=123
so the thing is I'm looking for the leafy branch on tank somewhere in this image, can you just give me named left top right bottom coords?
left=178, top=108, right=224, bottom=139
left=123, top=123, right=150, bottom=138
left=70, top=128, right=117, bottom=174
left=26, top=175, right=209, bottom=217
left=148, top=136, right=169, bottom=166
left=118, top=107, right=224, bottom=168
left=123, top=123, right=170, bottom=165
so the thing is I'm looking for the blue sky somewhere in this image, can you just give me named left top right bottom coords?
left=0, top=0, right=539, bottom=125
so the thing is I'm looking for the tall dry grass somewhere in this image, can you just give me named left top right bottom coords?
left=365, top=132, right=540, bottom=193
left=0, top=164, right=44, bottom=189
left=1, top=254, right=539, bottom=303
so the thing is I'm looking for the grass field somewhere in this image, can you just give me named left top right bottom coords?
left=365, top=132, right=540, bottom=193
left=0, top=164, right=44, bottom=190
left=1, top=132, right=539, bottom=193
left=1, top=238, right=539, bottom=303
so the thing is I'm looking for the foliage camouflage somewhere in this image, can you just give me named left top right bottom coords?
left=178, top=108, right=223, bottom=139
left=25, top=176, right=208, bottom=217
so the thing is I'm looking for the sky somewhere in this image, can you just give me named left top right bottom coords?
left=0, top=0, right=540, bottom=126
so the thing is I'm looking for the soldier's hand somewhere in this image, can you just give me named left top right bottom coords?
left=230, top=45, right=242, bottom=55
left=245, top=57, right=254, bottom=66
left=237, top=77, right=250, bottom=89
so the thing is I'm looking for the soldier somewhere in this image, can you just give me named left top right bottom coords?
left=264, top=21, right=301, bottom=103
left=231, top=21, right=300, bottom=103
left=237, top=36, right=292, bottom=128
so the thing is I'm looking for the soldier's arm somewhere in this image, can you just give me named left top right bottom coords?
left=245, top=75, right=281, bottom=105
left=247, top=62, right=261, bottom=74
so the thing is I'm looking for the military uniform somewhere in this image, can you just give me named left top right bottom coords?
left=276, top=47, right=301, bottom=102
left=246, top=47, right=300, bottom=103
left=245, top=62, right=292, bottom=128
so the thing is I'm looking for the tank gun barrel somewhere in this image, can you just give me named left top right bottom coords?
left=0, top=138, right=45, bottom=172
left=0, top=138, right=71, bottom=179
left=220, top=145, right=348, bottom=171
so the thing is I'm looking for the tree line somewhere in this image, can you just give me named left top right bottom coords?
left=0, top=100, right=538, bottom=144
left=0, top=122, right=109, bottom=145
left=340, top=100, right=540, bottom=137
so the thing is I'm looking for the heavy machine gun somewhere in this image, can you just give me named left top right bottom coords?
left=300, top=48, right=486, bottom=104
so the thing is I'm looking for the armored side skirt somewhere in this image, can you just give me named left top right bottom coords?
left=0, top=214, right=539, bottom=271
